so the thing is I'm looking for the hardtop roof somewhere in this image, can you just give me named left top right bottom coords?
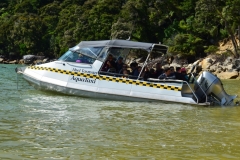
left=76, top=39, right=168, bottom=52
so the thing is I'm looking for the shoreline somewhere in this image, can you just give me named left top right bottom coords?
left=2, top=54, right=240, bottom=80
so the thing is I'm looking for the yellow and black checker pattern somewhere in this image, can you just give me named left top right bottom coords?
left=28, top=66, right=182, bottom=91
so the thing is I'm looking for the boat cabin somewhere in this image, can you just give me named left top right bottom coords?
left=58, top=39, right=168, bottom=80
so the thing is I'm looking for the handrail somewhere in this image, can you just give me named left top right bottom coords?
left=149, top=77, right=200, bottom=103
left=147, top=78, right=184, bottom=83
left=183, top=81, right=199, bottom=104
left=98, top=71, right=140, bottom=79
left=190, top=73, right=208, bottom=103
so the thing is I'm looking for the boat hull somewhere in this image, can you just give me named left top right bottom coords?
left=21, top=69, right=208, bottom=105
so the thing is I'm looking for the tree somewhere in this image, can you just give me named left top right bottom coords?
left=195, top=0, right=239, bottom=58
left=8, top=13, right=47, bottom=55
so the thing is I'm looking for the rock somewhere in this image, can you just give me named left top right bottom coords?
left=235, top=59, right=240, bottom=71
left=23, top=55, right=35, bottom=64
left=209, top=65, right=218, bottom=72
left=8, top=60, right=18, bottom=64
left=170, top=62, right=181, bottom=68
left=223, top=56, right=234, bottom=66
left=220, top=65, right=227, bottom=72
left=217, top=71, right=239, bottom=79
left=215, top=68, right=222, bottom=73
left=200, top=58, right=213, bottom=70
left=43, top=58, right=49, bottom=63
left=205, top=57, right=213, bottom=63
left=187, top=63, right=193, bottom=68
left=0, top=58, right=3, bottom=63
left=162, top=64, right=169, bottom=69
left=33, top=59, right=43, bottom=65
left=226, top=64, right=234, bottom=71
left=18, top=59, right=24, bottom=64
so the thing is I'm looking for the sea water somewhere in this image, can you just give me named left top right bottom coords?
left=1, top=64, right=240, bottom=159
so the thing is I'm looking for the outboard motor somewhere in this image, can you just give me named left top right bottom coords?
left=195, top=71, right=237, bottom=105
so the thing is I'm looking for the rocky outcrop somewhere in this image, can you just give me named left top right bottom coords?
left=217, top=71, right=239, bottom=79
left=200, top=58, right=213, bottom=70
left=167, top=55, right=240, bottom=80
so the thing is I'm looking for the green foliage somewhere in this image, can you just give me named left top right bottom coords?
left=19, top=43, right=27, bottom=55
left=164, top=20, right=179, bottom=38
left=14, top=0, right=39, bottom=13
left=204, top=45, right=219, bottom=54
left=219, top=29, right=228, bottom=39
left=167, top=33, right=203, bottom=57
left=111, top=19, right=133, bottom=39
left=0, top=0, right=239, bottom=59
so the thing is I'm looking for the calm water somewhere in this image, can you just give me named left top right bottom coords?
left=1, top=64, right=240, bottom=159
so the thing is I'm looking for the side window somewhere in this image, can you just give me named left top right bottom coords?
left=97, top=48, right=109, bottom=62
left=98, top=48, right=127, bottom=62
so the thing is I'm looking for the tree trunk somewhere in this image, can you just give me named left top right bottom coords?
left=230, top=32, right=239, bottom=58
left=216, top=9, right=239, bottom=58
left=238, top=25, right=240, bottom=46
left=226, top=23, right=239, bottom=58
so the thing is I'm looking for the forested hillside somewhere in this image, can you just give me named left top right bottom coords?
left=0, top=0, right=239, bottom=60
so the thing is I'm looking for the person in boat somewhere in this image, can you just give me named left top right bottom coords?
left=155, top=63, right=164, bottom=78
left=158, top=67, right=176, bottom=79
left=168, top=66, right=176, bottom=77
left=175, top=67, right=184, bottom=80
left=116, top=57, right=124, bottom=73
left=76, top=54, right=90, bottom=63
left=143, top=67, right=157, bottom=80
left=119, top=64, right=128, bottom=74
left=121, top=69, right=129, bottom=78
left=101, top=54, right=116, bottom=72
left=130, top=62, right=139, bottom=76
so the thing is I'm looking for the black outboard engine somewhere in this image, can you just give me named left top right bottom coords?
left=195, top=71, right=237, bottom=105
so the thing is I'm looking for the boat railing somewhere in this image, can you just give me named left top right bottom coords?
left=189, top=73, right=208, bottom=103
left=98, top=71, right=141, bottom=79
left=148, top=78, right=200, bottom=103
left=182, top=81, right=199, bottom=104
left=147, top=78, right=184, bottom=83
left=148, top=75, right=208, bottom=104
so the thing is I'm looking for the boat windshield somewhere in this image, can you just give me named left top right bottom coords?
left=74, top=47, right=103, bottom=58
left=58, top=46, right=103, bottom=64
left=58, top=50, right=95, bottom=64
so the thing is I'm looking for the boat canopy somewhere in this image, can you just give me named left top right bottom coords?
left=76, top=40, right=168, bottom=53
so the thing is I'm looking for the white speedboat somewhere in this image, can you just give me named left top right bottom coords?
left=16, top=40, right=237, bottom=106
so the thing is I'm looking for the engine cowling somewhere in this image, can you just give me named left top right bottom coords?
left=195, top=71, right=237, bottom=105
